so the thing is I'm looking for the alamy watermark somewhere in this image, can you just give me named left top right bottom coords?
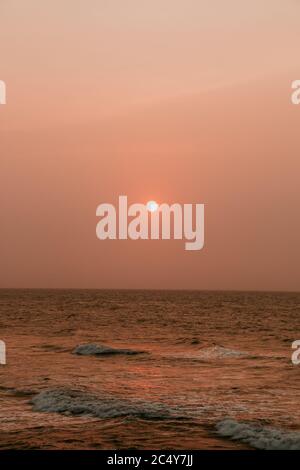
left=291, top=80, right=300, bottom=105
left=0, top=340, right=6, bottom=365
left=96, top=196, right=204, bottom=251
left=0, top=80, right=6, bottom=104
left=291, top=340, right=300, bottom=365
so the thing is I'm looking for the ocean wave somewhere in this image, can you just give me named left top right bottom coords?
left=196, top=346, right=247, bottom=359
left=31, top=388, right=183, bottom=420
left=175, top=337, right=201, bottom=345
left=73, top=343, right=146, bottom=356
left=216, top=419, right=300, bottom=450
left=0, top=386, right=35, bottom=397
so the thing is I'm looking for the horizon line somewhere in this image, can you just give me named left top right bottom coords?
left=0, top=287, right=299, bottom=294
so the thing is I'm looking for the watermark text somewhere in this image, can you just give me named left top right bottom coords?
left=0, top=80, right=6, bottom=105
left=0, top=340, right=6, bottom=365
left=96, top=196, right=204, bottom=251
left=291, top=80, right=300, bottom=105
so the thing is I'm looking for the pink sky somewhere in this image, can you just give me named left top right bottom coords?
left=0, top=1, right=299, bottom=290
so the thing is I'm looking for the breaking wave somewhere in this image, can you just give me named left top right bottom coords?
left=216, top=419, right=300, bottom=450
left=73, top=343, right=146, bottom=356
left=31, top=388, right=183, bottom=420
left=196, top=346, right=247, bottom=359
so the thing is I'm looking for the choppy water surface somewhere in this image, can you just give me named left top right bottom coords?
left=0, top=289, right=299, bottom=449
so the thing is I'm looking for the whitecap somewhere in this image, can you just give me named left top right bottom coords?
left=196, top=345, right=247, bottom=359
left=73, top=343, right=145, bottom=356
left=31, top=388, right=183, bottom=420
left=216, top=419, right=300, bottom=450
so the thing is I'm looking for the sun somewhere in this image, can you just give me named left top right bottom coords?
left=146, top=200, right=159, bottom=212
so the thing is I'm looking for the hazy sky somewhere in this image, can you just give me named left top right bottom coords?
left=0, top=1, right=299, bottom=290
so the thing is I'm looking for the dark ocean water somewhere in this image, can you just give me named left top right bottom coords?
left=0, top=289, right=300, bottom=449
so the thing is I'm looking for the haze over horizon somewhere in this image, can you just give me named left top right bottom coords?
left=1, top=0, right=299, bottom=291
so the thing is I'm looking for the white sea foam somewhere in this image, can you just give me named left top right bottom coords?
left=31, top=388, right=182, bottom=420
left=197, top=346, right=247, bottom=359
left=73, top=343, right=145, bottom=356
left=216, top=419, right=300, bottom=450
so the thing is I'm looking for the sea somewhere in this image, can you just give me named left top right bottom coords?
left=0, top=289, right=299, bottom=450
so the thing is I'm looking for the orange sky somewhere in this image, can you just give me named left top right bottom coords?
left=0, top=1, right=299, bottom=290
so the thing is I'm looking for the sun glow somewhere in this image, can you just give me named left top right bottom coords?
left=146, top=200, right=159, bottom=212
